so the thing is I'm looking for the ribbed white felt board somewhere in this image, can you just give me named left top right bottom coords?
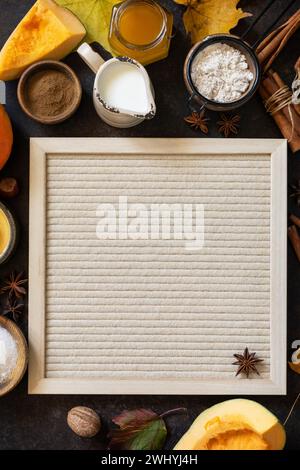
left=28, top=138, right=287, bottom=395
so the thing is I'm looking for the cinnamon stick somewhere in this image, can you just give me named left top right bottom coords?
left=259, top=73, right=300, bottom=152
left=256, top=9, right=300, bottom=73
left=256, top=10, right=300, bottom=151
left=259, top=80, right=300, bottom=152
left=259, top=81, right=291, bottom=137
left=288, top=225, right=300, bottom=262
left=290, top=213, right=300, bottom=228
left=274, top=68, right=300, bottom=118
left=256, top=10, right=300, bottom=54
left=265, top=71, right=300, bottom=130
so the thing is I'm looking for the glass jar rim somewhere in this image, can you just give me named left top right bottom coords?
left=115, top=0, right=167, bottom=51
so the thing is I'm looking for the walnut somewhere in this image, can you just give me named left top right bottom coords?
left=67, top=406, right=101, bottom=438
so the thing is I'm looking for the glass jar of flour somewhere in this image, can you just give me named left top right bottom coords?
left=184, top=34, right=261, bottom=112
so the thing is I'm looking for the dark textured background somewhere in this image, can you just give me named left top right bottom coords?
left=0, top=0, right=299, bottom=450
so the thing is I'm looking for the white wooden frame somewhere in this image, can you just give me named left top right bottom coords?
left=28, top=138, right=287, bottom=395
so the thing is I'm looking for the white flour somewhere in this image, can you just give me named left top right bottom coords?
left=191, top=43, right=254, bottom=103
left=0, top=326, right=18, bottom=385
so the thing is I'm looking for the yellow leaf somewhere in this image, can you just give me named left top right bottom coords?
left=289, top=362, right=300, bottom=374
left=174, top=0, right=251, bottom=44
left=56, top=0, right=119, bottom=54
left=174, top=0, right=193, bottom=4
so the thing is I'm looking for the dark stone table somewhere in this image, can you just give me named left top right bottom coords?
left=0, top=0, right=299, bottom=450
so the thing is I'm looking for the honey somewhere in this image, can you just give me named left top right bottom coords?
left=118, top=2, right=163, bottom=46
left=109, top=0, right=173, bottom=66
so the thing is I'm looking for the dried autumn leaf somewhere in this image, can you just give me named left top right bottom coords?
left=56, top=0, right=119, bottom=54
left=108, top=409, right=167, bottom=450
left=174, top=0, right=251, bottom=44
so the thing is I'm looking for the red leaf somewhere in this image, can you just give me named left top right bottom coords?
left=108, top=408, right=166, bottom=450
left=112, top=408, right=157, bottom=427
left=108, top=407, right=187, bottom=450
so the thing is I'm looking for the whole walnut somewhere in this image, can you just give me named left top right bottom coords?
left=67, top=406, right=101, bottom=438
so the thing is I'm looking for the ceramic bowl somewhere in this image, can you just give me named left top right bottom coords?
left=0, top=316, right=28, bottom=397
left=17, top=60, right=82, bottom=125
left=184, top=34, right=261, bottom=112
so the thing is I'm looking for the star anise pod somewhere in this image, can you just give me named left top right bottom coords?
left=1, top=272, right=27, bottom=299
left=289, top=180, right=300, bottom=206
left=217, top=114, right=240, bottom=137
left=2, top=299, right=24, bottom=322
left=233, top=347, right=263, bottom=378
left=184, top=111, right=209, bottom=134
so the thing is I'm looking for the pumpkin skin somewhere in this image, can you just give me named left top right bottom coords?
left=0, top=104, right=13, bottom=170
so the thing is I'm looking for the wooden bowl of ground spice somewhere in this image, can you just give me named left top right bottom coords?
left=17, top=60, right=82, bottom=124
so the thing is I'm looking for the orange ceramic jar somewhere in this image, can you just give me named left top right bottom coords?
left=108, top=0, right=173, bottom=66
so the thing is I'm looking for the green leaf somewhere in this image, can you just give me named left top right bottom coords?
left=108, top=409, right=167, bottom=450
left=56, top=0, right=119, bottom=54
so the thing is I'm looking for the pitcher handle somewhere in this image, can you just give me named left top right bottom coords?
left=77, top=42, right=105, bottom=74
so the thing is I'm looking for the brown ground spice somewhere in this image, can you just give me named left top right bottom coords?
left=25, top=69, right=75, bottom=118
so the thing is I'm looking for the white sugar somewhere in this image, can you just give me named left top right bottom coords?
left=0, top=326, right=18, bottom=385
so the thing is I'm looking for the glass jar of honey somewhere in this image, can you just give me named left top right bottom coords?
left=108, top=0, right=173, bottom=66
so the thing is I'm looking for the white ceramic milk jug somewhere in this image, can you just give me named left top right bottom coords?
left=77, top=43, right=156, bottom=128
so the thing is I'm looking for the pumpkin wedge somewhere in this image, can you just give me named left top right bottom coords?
left=174, top=399, right=286, bottom=450
left=0, top=0, right=86, bottom=81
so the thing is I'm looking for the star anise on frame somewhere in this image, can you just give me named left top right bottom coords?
left=1, top=272, right=27, bottom=299
left=233, top=347, right=263, bottom=378
left=184, top=111, right=209, bottom=134
left=2, top=299, right=24, bottom=322
left=217, top=113, right=240, bottom=137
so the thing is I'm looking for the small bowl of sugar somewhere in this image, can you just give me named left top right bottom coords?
left=0, top=316, right=28, bottom=397
left=184, top=34, right=261, bottom=112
